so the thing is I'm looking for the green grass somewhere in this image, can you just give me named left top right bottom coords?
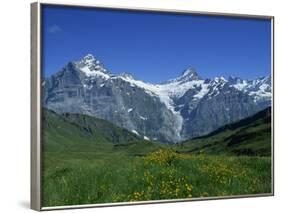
left=42, top=149, right=271, bottom=206
left=41, top=108, right=272, bottom=207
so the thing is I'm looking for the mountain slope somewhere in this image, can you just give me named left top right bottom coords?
left=177, top=107, right=271, bottom=156
left=43, top=54, right=271, bottom=143
left=42, top=108, right=142, bottom=152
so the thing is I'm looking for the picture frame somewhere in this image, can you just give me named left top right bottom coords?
left=31, top=1, right=274, bottom=211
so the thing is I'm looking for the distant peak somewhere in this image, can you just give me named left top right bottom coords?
left=163, top=67, right=201, bottom=84
left=76, top=54, right=110, bottom=75
left=214, top=76, right=227, bottom=83
left=181, top=67, right=197, bottom=76
left=228, top=76, right=242, bottom=84
left=179, top=67, right=200, bottom=81
left=83, top=54, right=95, bottom=61
left=119, top=72, right=134, bottom=79
left=78, top=54, right=96, bottom=65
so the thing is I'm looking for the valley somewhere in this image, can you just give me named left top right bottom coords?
left=42, top=107, right=272, bottom=206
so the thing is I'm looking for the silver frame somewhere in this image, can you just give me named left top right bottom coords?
left=31, top=1, right=275, bottom=211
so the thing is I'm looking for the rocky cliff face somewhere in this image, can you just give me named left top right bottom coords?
left=43, top=54, right=271, bottom=143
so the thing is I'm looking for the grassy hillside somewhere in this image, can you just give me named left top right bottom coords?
left=42, top=109, right=143, bottom=152
left=176, top=107, right=271, bottom=156
left=42, top=108, right=272, bottom=207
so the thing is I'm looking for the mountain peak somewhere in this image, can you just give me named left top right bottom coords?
left=82, top=54, right=95, bottom=62
left=76, top=54, right=110, bottom=75
left=228, top=76, right=242, bottom=84
left=79, top=54, right=96, bottom=65
left=214, top=76, right=227, bottom=83
left=119, top=72, right=134, bottom=79
left=163, top=67, right=201, bottom=84
left=179, top=67, right=200, bottom=81
left=182, top=67, right=196, bottom=76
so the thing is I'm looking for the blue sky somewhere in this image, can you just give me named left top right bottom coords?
left=42, top=5, right=271, bottom=83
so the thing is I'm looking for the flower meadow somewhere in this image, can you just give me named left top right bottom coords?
left=43, top=148, right=271, bottom=206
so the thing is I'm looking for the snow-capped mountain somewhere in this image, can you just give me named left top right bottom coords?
left=43, top=54, right=271, bottom=143
left=228, top=75, right=271, bottom=107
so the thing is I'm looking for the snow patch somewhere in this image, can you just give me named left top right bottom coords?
left=193, top=83, right=209, bottom=99
left=139, top=116, right=147, bottom=120
left=132, top=130, right=140, bottom=136
left=232, top=80, right=248, bottom=91
left=80, top=66, right=110, bottom=79
left=144, top=136, right=150, bottom=140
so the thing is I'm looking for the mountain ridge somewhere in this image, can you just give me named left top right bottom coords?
left=43, top=54, right=271, bottom=143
